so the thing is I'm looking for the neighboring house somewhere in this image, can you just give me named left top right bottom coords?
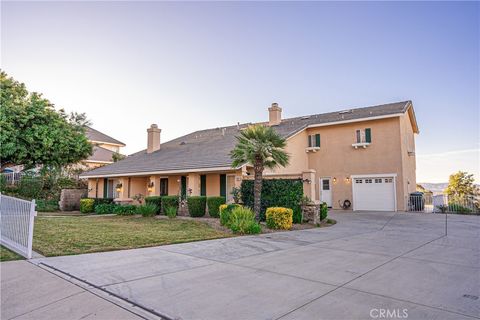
left=80, top=101, right=419, bottom=211
left=81, top=127, right=126, bottom=169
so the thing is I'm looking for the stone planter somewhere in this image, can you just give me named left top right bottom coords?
left=302, top=203, right=320, bottom=224
left=59, top=188, right=87, bottom=211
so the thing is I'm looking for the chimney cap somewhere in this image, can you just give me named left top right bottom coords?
left=269, top=102, right=281, bottom=111
left=150, top=124, right=158, bottom=129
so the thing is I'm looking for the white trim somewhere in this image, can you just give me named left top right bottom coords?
left=89, top=140, right=125, bottom=147
left=81, top=166, right=239, bottom=179
left=351, top=174, right=397, bottom=211
left=305, top=114, right=404, bottom=129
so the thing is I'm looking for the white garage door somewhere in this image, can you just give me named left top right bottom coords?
left=352, top=176, right=396, bottom=211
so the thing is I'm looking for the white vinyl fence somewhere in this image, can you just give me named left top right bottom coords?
left=408, top=193, right=480, bottom=214
left=0, top=194, right=36, bottom=258
left=1, top=172, right=23, bottom=185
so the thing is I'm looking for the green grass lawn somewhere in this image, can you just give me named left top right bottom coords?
left=33, top=216, right=230, bottom=257
left=0, top=246, right=24, bottom=262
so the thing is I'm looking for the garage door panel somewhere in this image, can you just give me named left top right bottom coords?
left=353, top=177, right=395, bottom=211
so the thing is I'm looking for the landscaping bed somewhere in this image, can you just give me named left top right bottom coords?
left=33, top=215, right=230, bottom=257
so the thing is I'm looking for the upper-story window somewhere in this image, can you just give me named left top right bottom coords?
left=355, top=128, right=372, bottom=144
left=308, top=134, right=320, bottom=148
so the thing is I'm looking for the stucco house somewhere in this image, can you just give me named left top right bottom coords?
left=81, top=126, right=126, bottom=169
left=80, top=101, right=419, bottom=211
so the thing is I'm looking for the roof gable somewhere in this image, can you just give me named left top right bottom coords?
left=85, top=126, right=126, bottom=146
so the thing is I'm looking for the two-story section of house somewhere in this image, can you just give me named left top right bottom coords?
left=80, top=101, right=418, bottom=211
left=81, top=126, right=126, bottom=169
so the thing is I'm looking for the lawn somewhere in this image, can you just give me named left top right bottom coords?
left=0, top=246, right=24, bottom=262
left=33, top=216, right=231, bottom=257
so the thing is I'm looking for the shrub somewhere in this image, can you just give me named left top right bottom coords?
left=136, top=204, right=157, bottom=217
left=80, top=198, right=95, bottom=213
left=94, top=203, right=117, bottom=214
left=113, top=205, right=137, bottom=215
left=161, top=196, right=179, bottom=213
left=448, top=203, right=473, bottom=214
left=90, top=198, right=114, bottom=207
left=36, top=199, right=59, bottom=212
left=241, top=179, right=303, bottom=223
left=436, top=205, right=448, bottom=213
left=17, top=175, right=44, bottom=199
left=229, top=207, right=261, bottom=234
left=187, top=196, right=207, bottom=217
left=165, top=206, right=177, bottom=219
left=320, top=202, right=328, bottom=221
left=145, top=196, right=161, bottom=214
left=219, top=204, right=241, bottom=226
left=207, top=196, right=226, bottom=218
left=266, top=207, right=293, bottom=230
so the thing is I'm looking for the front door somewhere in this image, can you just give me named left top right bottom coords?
left=320, top=177, right=332, bottom=207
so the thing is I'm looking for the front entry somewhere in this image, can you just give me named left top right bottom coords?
left=320, top=177, right=332, bottom=207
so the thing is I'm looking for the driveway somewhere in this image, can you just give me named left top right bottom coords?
left=23, top=212, right=480, bottom=319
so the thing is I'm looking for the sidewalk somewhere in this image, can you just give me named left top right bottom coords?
left=1, top=261, right=147, bottom=320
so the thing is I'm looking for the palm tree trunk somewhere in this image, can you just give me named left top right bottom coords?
left=253, top=158, right=263, bottom=221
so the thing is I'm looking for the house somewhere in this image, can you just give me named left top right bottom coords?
left=81, top=127, right=126, bottom=169
left=80, top=101, right=419, bottom=211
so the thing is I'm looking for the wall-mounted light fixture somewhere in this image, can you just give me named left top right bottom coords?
left=345, top=177, right=351, bottom=183
left=147, top=181, right=154, bottom=193
left=302, top=178, right=312, bottom=184
left=333, top=177, right=337, bottom=183
left=115, top=183, right=123, bottom=193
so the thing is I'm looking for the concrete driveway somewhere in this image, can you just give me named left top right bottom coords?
left=25, top=212, right=480, bottom=319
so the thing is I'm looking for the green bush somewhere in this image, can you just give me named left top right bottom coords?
left=448, top=203, right=473, bottom=213
left=17, top=175, right=44, bottom=199
left=80, top=198, right=95, bottom=213
left=240, top=179, right=303, bottom=223
left=187, top=196, right=207, bottom=217
left=320, top=202, right=328, bottom=221
left=145, top=196, right=161, bottom=214
left=94, top=203, right=117, bottom=214
left=206, top=196, right=226, bottom=218
left=219, top=204, right=241, bottom=226
left=113, top=205, right=137, bottom=215
left=161, top=196, right=179, bottom=213
left=136, top=204, right=157, bottom=217
left=36, top=199, right=59, bottom=212
left=229, top=207, right=261, bottom=234
left=266, top=207, right=293, bottom=230
left=165, top=206, right=177, bottom=219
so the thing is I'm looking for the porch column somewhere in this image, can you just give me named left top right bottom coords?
left=188, top=173, right=200, bottom=196
left=302, top=169, right=316, bottom=203
left=117, top=177, right=130, bottom=199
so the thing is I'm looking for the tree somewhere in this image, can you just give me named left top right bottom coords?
left=0, top=71, right=92, bottom=171
left=445, top=171, right=477, bottom=201
left=230, top=125, right=289, bottom=220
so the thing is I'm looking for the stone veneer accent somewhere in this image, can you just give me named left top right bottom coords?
left=59, top=189, right=87, bottom=211
left=302, top=204, right=320, bottom=224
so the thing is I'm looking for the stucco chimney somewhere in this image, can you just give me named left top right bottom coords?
left=268, top=103, right=282, bottom=126
left=147, top=124, right=161, bottom=153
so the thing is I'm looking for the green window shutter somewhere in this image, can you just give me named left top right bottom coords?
left=181, top=176, right=187, bottom=199
left=200, top=175, right=206, bottom=196
left=220, top=174, right=226, bottom=197
left=365, top=128, right=372, bottom=143
left=315, top=134, right=320, bottom=147
left=308, top=135, right=312, bottom=147
left=103, top=178, right=108, bottom=198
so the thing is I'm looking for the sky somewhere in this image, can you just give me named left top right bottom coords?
left=1, top=1, right=479, bottom=183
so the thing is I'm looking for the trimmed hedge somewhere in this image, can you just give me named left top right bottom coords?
left=187, top=196, right=207, bottom=217
left=161, top=196, right=179, bottom=213
left=113, top=205, right=137, bottom=215
left=320, top=202, right=328, bottom=221
left=266, top=207, right=293, bottom=230
left=94, top=203, right=117, bottom=214
left=80, top=198, right=95, bottom=213
left=207, top=196, right=226, bottom=218
left=145, top=196, right=161, bottom=214
left=219, top=204, right=242, bottom=226
left=240, top=179, right=303, bottom=223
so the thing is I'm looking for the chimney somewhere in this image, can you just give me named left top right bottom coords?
left=147, top=124, right=161, bottom=153
left=268, top=102, right=282, bottom=126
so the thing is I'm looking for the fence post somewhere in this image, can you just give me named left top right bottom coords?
left=26, top=199, right=36, bottom=259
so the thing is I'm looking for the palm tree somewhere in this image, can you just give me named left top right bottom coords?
left=230, top=125, right=289, bottom=220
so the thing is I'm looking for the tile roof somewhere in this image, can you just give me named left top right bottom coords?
left=80, top=101, right=412, bottom=177
left=85, top=126, right=125, bottom=146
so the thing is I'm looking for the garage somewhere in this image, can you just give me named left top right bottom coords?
left=352, top=175, right=396, bottom=211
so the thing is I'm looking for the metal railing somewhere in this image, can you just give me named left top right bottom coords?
left=0, top=194, right=37, bottom=258
left=408, top=193, right=479, bottom=214
left=1, top=172, right=24, bottom=185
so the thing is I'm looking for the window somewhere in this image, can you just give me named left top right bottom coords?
left=385, top=178, right=393, bottom=183
left=160, top=178, right=168, bottom=196
left=308, top=134, right=321, bottom=148
left=322, top=179, right=330, bottom=190
left=375, top=178, right=382, bottom=183
left=355, top=128, right=372, bottom=143
left=365, top=179, right=372, bottom=183
left=355, top=179, right=363, bottom=183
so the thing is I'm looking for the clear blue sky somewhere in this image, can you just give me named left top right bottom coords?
left=1, top=1, right=479, bottom=182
